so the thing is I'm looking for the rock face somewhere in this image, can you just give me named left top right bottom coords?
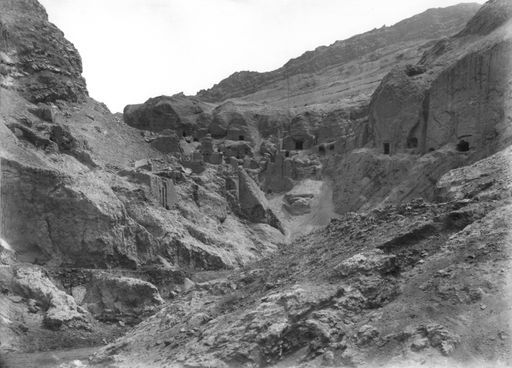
left=370, top=0, right=512, bottom=157
left=82, top=273, right=163, bottom=325
left=324, top=0, right=512, bottom=214
left=369, top=65, right=429, bottom=155
left=0, top=0, right=87, bottom=103
left=1, top=155, right=140, bottom=267
left=196, top=4, right=480, bottom=107
left=148, top=131, right=182, bottom=154
left=282, top=113, right=318, bottom=151
left=123, top=95, right=212, bottom=135
left=210, top=101, right=252, bottom=141
left=457, top=0, right=512, bottom=36
left=11, top=266, right=87, bottom=330
left=0, top=0, right=285, bottom=275
left=326, top=147, right=469, bottom=213
left=236, top=169, right=282, bottom=231
left=422, top=39, right=511, bottom=154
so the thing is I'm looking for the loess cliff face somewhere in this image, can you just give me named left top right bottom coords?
left=328, top=0, right=512, bottom=214
left=370, top=0, right=512, bottom=157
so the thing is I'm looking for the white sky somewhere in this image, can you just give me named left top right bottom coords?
left=39, top=0, right=484, bottom=112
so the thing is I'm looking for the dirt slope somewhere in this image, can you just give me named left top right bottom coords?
left=91, top=143, right=512, bottom=368
left=196, top=4, right=480, bottom=113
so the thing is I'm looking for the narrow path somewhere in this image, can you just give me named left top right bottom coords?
left=1, top=346, right=98, bottom=368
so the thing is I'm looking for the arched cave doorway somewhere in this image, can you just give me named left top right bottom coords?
left=407, top=137, right=418, bottom=148
left=456, top=139, right=470, bottom=152
left=383, top=143, right=390, bottom=155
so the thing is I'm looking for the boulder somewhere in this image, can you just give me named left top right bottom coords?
left=124, top=95, right=210, bottom=135
left=133, top=158, right=152, bottom=171
left=283, top=195, right=312, bottom=215
left=28, top=103, right=58, bottom=123
left=0, top=239, right=15, bottom=265
left=416, top=323, right=460, bottom=356
left=282, top=179, right=323, bottom=216
left=149, top=132, right=182, bottom=154
left=335, top=249, right=397, bottom=277
left=209, top=101, right=255, bottom=141
left=82, top=273, right=163, bottom=324
left=11, top=266, right=87, bottom=330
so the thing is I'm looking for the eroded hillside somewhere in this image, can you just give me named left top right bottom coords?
left=196, top=3, right=480, bottom=112
left=0, top=0, right=511, bottom=367
left=92, top=141, right=512, bottom=368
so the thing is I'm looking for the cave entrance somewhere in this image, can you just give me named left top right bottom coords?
left=407, top=137, right=418, bottom=148
left=318, top=145, right=326, bottom=154
left=239, top=135, right=245, bottom=141
left=295, top=140, right=304, bottom=150
left=383, top=143, right=390, bottom=155
left=456, top=139, right=469, bottom=152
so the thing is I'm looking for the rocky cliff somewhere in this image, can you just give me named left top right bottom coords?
left=0, top=0, right=285, bottom=355
left=0, top=0, right=87, bottom=103
left=326, top=0, right=512, bottom=214
left=1, top=0, right=511, bottom=367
